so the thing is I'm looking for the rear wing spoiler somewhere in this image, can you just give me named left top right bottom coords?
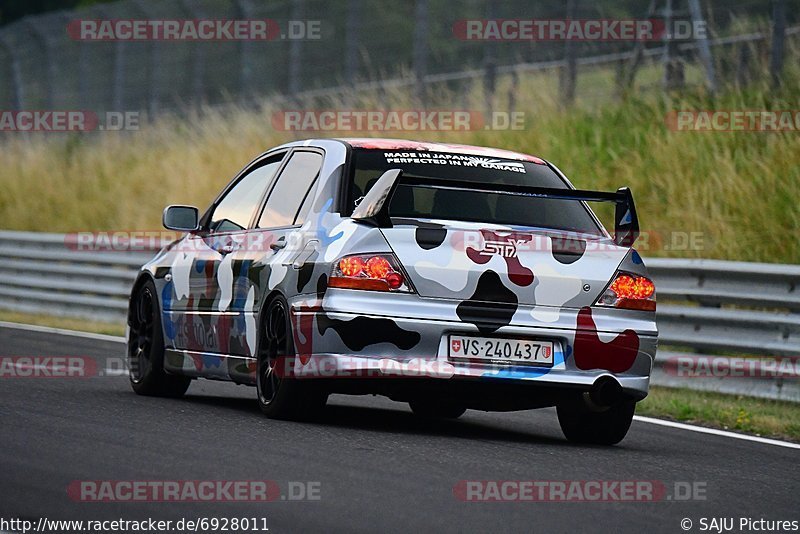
left=351, top=169, right=639, bottom=247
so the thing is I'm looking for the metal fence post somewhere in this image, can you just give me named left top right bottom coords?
left=623, top=0, right=657, bottom=94
left=345, top=0, right=360, bottom=85
left=180, top=0, right=206, bottom=106
left=25, top=19, right=57, bottom=108
left=237, top=0, right=255, bottom=104
left=770, top=0, right=786, bottom=88
left=0, top=36, right=25, bottom=111
left=77, top=29, right=90, bottom=111
left=288, top=0, right=305, bottom=96
left=97, top=5, right=126, bottom=111
left=412, top=0, right=429, bottom=107
left=559, top=0, right=578, bottom=107
left=135, top=0, right=161, bottom=117
left=737, top=41, right=751, bottom=88
left=689, top=0, right=717, bottom=93
left=112, top=38, right=126, bottom=111
left=482, top=0, right=497, bottom=116
left=507, top=69, right=518, bottom=115
left=661, top=0, right=682, bottom=90
left=1, top=2, right=798, bottom=127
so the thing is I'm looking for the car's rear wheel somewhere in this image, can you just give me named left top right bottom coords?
left=256, top=296, right=327, bottom=420
left=128, top=280, right=191, bottom=397
left=409, top=399, right=467, bottom=419
left=556, top=395, right=635, bottom=445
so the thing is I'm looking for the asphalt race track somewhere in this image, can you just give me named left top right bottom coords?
left=1, top=325, right=797, bottom=534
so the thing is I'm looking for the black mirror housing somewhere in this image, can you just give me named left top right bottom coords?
left=163, top=205, right=199, bottom=232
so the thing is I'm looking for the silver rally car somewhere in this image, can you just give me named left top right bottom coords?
left=127, top=138, right=657, bottom=445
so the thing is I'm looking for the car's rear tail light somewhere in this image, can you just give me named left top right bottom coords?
left=596, top=272, right=656, bottom=311
left=330, top=254, right=414, bottom=292
left=338, top=256, right=366, bottom=277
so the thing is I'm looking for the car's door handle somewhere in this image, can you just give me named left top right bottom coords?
left=270, top=237, right=286, bottom=251
left=218, top=243, right=238, bottom=255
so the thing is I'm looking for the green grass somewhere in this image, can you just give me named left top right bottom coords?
left=1, top=36, right=799, bottom=263
left=638, top=386, right=800, bottom=442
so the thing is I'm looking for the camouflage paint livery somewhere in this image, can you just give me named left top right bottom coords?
left=130, top=138, right=657, bottom=399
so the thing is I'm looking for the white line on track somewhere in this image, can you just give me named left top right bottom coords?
left=0, top=320, right=124, bottom=343
left=2, top=321, right=799, bottom=449
left=634, top=415, right=800, bottom=450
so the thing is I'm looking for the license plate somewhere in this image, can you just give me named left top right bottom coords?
left=448, top=335, right=554, bottom=366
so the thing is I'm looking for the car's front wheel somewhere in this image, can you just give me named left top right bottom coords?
left=556, top=395, right=635, bottom=445
left=128, top=279, right=191, bottom=397
left=256, top=296, right=327, bottom=420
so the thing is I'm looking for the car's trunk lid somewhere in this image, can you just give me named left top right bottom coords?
left=381, top=221, right=628, bottom=309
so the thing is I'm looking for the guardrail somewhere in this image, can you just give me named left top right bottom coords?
left=0, top=231, right=797, bottom=401
left=645, top=258, right=800, bottom=402
left=646, top=258, right=800, bottom=357
left=0, top=231, right=158, bottom=322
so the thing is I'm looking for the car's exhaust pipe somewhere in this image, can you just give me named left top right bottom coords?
left=588, top=376, right=625, bottom=407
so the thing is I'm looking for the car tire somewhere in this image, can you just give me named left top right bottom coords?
left=128, top=279, right=191, bottom=398
left=409, top=399, right=467, bottom=419
left=256, top=295, right=327, bottom=420
left=556, top=395, right=636, bottom=445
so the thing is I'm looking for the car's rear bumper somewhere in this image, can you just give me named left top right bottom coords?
left=288, top=289, right=657, bottom=400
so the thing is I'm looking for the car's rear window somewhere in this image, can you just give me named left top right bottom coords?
left=348, top=148, right=603, bottom=235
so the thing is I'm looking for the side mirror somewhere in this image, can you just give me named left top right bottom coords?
left=613, top=187, right=639, bottom=247
left=163, top=205, right=199, bottom=231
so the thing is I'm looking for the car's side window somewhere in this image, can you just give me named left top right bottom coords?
left=257, top=151, right=323, bottom=229
left=294, top=176, right=319, bottom=226
left=208, top=153, right=285, bottom=232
